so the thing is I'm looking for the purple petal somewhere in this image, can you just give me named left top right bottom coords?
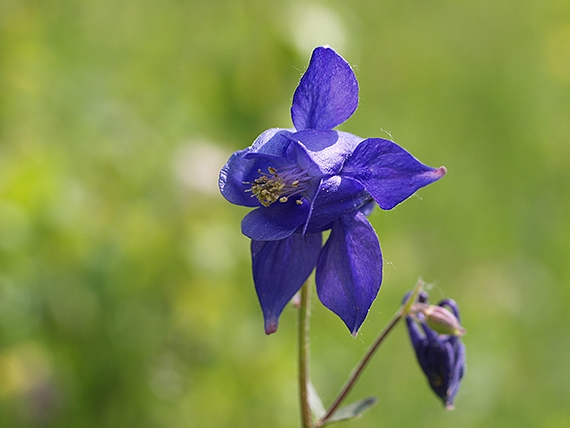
left=290, top=130, right=363, bottom=175
left=249, top=128, right=294, bottom=156
left=315, top=211, right=382, bottom=335
left=304, top=175, right=371, bottom=234
left=220, top=136, right=322, bottom=208
left=448, top=341, right=466, bottom=406
left=281, top=138, right=323, bottom=180
left=343, top=138, right=446, bottom=210
left=291, top=46, right=359, bottom=131
left=219, top=149, right=293, bottom=207
left=219, top=149, right=260, bottom=207
left=245, top=138, right=323, bottom=185
left=252, top=233, right=322, bottom=334
left=241, top=197, right=311, bottom=241
left=406, top=316, right=426, bottom=350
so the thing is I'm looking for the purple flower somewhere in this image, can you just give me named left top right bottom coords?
left=219, top=46, right=446, bottom=335
left=405, top=292, right=466, bottom=409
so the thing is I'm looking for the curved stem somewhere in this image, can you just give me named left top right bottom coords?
left=315, top=308, right=405, bottom=427
left=298, top=281, right=313, bottom=428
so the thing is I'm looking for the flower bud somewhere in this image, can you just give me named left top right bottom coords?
left=421, top=304, right=466, bottom=337
left=404, top=293, right=466, bottom=409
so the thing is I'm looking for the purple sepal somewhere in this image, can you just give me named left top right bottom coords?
left=252, top=233, right=322, bottom=334
left=343, top=138, right=446, bottom=210
left=304, top=175, right=371, bottom=234
left=291, top=46, right=359, bottom=131
left=316, top=211, right=382, bottom=335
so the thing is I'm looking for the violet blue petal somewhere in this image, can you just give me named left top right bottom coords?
left=419, top=319, right=461, bottom=408
left=219, top=150, right=295, bottom=207
left=316, top=211, right=382, bottom=335
left=241, top=197, right=311, bottom=241
left=249, top=128, right=294, bottom=156
left=220, top=137, right=322, bottom=208
left=252, top=233, right=322, bottom=334
left=245, top=138, right=322, bottom=183
left=304, top=175, right=371, bottom=234
left=291, top=46, right=359, bottom=131
left=290, top=129, right=363, bottom=175
left=406, top=315, right=425, bottom=350
left=448, top=339, right=466, bottom=407
left=343, top=138, right=447, bottom=210
left=219, top=148, right=259, bottom=206
left=281, top=138, right=324, bottom=181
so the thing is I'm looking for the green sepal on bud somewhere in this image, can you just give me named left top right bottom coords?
left=415, top=304, right=466, bottom=337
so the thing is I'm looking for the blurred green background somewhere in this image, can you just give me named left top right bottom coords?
left=1, top=0, right=569, bottom=427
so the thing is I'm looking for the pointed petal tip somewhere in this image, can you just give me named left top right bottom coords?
left=419, top=165, right=446, bottom=187
left=264, top=318, right=279, bottom=335
left=434, top=166, right=447, bottom=178
left=350, top=319, right=365, bottom=337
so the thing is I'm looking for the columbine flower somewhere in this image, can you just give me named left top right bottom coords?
left=219, top=46, right=446, bottom=335
left=405, top=291, right=466, bottom=409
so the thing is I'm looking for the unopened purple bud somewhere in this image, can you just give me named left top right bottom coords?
left=404, top=293, right=466, bottom=409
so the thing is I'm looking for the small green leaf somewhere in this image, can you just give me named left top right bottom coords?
left=327, top=396, right=378, bottom=423
left=308, top=382, right=326, bottom=418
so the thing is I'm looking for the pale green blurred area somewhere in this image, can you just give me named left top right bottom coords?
left=1, top=0, right=569, bottom=426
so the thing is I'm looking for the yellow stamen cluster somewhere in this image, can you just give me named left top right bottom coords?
left=250, top=171, right=285, bottom=206
left=245, top=167, right=304, bottom=207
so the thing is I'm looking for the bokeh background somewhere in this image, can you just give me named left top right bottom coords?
left=1, top=0, right=569, bottom=427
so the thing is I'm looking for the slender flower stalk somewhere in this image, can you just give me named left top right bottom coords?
left=314, top=308, right=402, bottom=427
left=315, top=280, right=424, bottom=427
left=298, top=281, right=313, bottom=428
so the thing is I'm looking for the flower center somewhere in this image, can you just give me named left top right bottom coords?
left=245, top=166, right=311, bottom=207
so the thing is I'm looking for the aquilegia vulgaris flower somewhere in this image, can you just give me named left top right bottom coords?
left=219, top=46, right=446, bottom=335
left=405, top=291, right=466, bottom=409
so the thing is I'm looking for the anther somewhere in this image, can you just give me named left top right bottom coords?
left=246, top=165, right=310, bottom=207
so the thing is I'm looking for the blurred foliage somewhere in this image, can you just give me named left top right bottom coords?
left=1, top=0, right=569, bottom=427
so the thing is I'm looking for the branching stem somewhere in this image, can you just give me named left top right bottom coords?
left=315, top=308, right=405, bottom=427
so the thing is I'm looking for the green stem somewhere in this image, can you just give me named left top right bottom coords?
left=298, top=281, right=313, bottom=428
left=315, top=307, right=406, bottom=427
